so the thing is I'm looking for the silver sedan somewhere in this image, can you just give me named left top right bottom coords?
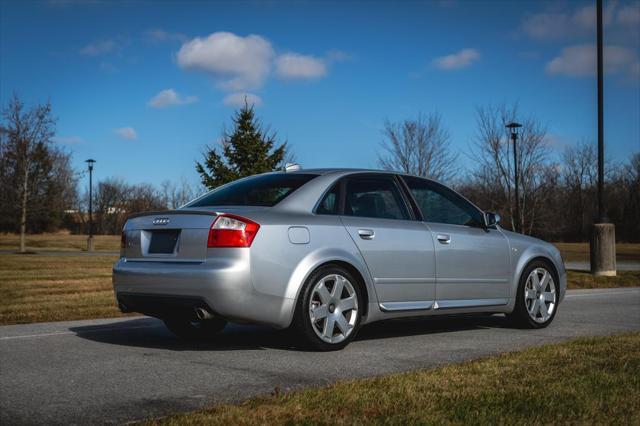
left=113, top=169, right=566, bottom=350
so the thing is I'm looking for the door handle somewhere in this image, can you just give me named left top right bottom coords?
left=436, top=234, right=451, bottom=244
left=358, top=229, right=375, bottom=240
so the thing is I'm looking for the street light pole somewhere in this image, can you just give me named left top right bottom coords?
left=590, top=0, right=616, bottom=276
left=597, top=0, right=605, bottom=223
left=85, top=159, right=96, bottom=252
left=505, top=122, right=522, bottom=233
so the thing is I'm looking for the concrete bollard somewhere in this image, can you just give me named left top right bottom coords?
left=590, top=223, right=616, bottom=276
left=87, top=236, right=94, bottom=252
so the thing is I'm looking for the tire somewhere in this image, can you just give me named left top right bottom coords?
left=293, top=265, right=363, bottom=351
left=507, top=260, right=559, bottom=329
left=163, top=317, right=227, bottom=340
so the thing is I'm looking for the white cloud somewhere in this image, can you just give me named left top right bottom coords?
left=146, top=28, right=187, bottom=43
left=177, top=32, right=275, bottom=90
left=114, top=127, right=137, bottom=140
left=546, top=44, right=639, bottom=78
left=80, top=39, right=118, bottom=56
left=275, top=53, right=327, bottom=79
left=522, top=2, right=618, bottom=40
left=147, top=89, right=198, bottom=108
left=432, top=48, right=480, bottom=70
left=223, top=92, right=263, bottom=107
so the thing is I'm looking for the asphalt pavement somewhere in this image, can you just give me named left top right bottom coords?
left=1, top=287, right=639, bottom=425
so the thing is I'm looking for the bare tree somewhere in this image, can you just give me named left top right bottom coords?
left=378, top=113, right=458, bottom=182
left=561, top=141, right=597, bottom=240
left=161, top=177, right=195, bottom=209
left=1, top=94, right=56, bottom=252
left=470, top=103, right=551, bottom=234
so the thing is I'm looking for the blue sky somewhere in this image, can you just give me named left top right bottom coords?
left=1, top=0, right=639, bottom=189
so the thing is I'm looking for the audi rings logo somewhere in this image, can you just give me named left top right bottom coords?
left=152, top=217, right=170, bottom=225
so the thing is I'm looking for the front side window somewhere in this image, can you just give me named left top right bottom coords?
left=402, top=176, right=484, bottom=227
left=186, top=173, right=318, bottom=207
left=344, top=176, right=410, bottom=220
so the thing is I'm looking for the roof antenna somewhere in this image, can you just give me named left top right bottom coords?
left=284, top=163, right=302, bottom=172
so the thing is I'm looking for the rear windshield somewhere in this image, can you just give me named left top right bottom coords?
left=186, top=173, right=318, bottom=207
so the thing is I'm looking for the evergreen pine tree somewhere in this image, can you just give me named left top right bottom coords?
left=196, top=102, right=287, bottom=189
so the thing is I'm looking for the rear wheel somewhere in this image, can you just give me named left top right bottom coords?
left=294, top=265, right=363, bottom=351
left=507, top=260, right=558, bottom=328
left=163, top=317, right=227, bottom=340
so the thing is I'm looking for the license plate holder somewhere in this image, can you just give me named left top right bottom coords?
left=148, top=230, right=180, bottom=254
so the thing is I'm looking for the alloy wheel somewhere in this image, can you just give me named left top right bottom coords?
left=308, top=274, right=359, bottom=344
left=524, top=267, right=557, bottom=323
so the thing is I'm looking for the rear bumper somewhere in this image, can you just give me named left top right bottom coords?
left=117, top=292, right=212, bottom=320
left=112, top=253, right=295, bottom=328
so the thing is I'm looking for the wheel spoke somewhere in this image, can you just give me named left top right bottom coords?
left=529, top=299, right=539, bottom=316
left=538, top=300, right=549, bottom=318
left=339, top=295, right=357, bottom=311
left=317, top=285, right=332, bottom=304
left=540, top=271, right=550, bottom=291
left=311, top=305, right=328, bottom=321
left=323, top=316, right=335, bottom=339
left=530, top=272, right=541, bottom=291
left=525, top=289, right=536, bottom=300
left=335, top=314, right=350, bottom=335
left=543, top=291, right=555, bottom=303
left=332, top=276, right=345, bottom=298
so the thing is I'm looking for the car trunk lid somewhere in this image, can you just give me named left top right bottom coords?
left=121, top=207, right=268, bottom=262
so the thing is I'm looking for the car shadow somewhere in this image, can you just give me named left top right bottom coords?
left=69, top=313, right=510, bottom=352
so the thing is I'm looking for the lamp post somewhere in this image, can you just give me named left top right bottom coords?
left=85, top=159, right=96, bottom=252
left=505, top=122, right=522, bottom=233
left=590, top=0, right=616, bottom=276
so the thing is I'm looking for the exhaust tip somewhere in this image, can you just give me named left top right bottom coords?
left=194, top=307, right=213, bottom=321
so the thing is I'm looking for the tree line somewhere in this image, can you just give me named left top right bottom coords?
left=1, top=95, right=638, bottom=244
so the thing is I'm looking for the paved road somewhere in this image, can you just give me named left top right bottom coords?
left=1, top=288, right=639, bottom=425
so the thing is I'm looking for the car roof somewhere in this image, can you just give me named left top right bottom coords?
left=287, top=168, right=398, bottom=176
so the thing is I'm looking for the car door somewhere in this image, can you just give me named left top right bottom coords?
left=401, top=176, right=511, bottom=309
left=338, top=174, right=436, bottom=311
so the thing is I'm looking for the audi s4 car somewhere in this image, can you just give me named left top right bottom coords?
left=113, top=168, right=566, bottom=350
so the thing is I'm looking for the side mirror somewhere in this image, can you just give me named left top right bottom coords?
left=485, top=212, right=500, bottom=228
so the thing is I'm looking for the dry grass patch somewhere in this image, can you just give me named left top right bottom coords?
left=145, top=333, right=640, bottom=425
left=0, top=233, right=120, bottom=252
left=567, top=270, right=640, bottom=289
left=0, top=253, right=128, bottom=324
left=554, top=242, right=640, bottom=263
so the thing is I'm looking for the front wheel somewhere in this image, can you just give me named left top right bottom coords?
left=507, top=261, right=559, bottom=328
left=294, top=265, right=363, bottom=351
left=163, top=317, right=227, bottom=340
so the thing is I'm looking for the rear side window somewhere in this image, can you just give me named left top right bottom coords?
left=316, top=184, right=339, bottom=215
left=344, top=176, right=410, bottom=220
left=402, top=176, right=484, bottom=227
left=187, top=173, right=318, bottom=207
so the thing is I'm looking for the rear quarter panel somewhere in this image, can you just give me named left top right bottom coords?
left=248, top=211, right=378, bottom=325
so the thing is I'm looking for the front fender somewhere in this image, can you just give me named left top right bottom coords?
left=509, top=237, right=567, bottom=308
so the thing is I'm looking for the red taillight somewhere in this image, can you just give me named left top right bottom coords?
left=207, top=214, right=260, bottom=248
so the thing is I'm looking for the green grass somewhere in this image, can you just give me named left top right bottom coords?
left=144, top=333, right=640, bottom=425
left=0, top=253, right=127, bottom=324
left=0, top=233, right=120, bottom=252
